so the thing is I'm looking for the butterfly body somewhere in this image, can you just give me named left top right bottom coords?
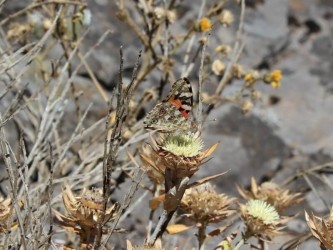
left=143, top=78, right=197, bottom=134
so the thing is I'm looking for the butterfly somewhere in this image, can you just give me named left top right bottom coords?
left=143, top=77, right=197, bottom=134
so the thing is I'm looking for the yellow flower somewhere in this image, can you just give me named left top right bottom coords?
left=215, top=44, right=232, bottom=55
left=244, top=70, right=259, bottom=87
left=199, top=18, right=211, bottom=32
left=244, top=73, right=253, bottom=82
left=263, top=70, right=283, bottom=88
left=271, top=81, right=281, bottom=88
left=271, top=70, right=282, bottom=82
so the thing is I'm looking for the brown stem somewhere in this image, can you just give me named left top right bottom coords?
left=197, top=223, right=207, bottom=249
left=148, top=176, right=190, bottom=245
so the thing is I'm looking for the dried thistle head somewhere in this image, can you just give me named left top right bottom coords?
left=306, top=209, right=333, bottom=250
left=237, top=177, right=303, bottom=212
left=140, top=144, right=165, bottom=185
left=54, top=184, right=119, bottom=238
left=181, top=183, right=236, bottom=225
left=240, top=200, right=283, bottom=240
left=140, top=133, right=217, bottom=181
left=127, top=238, right=164, bottom=250
left=0, top=196, right=16, bottom=233
left=7, top=22, right=32, bottom=43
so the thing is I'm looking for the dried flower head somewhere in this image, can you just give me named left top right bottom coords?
left=263, top=70, right=282, bottom=88
left=199, top=17, right=212, bottom=32
left=237, top=178, right=303, bottom=212
left=244, top=70, right=260, bottom=87
left=127, top=238, right=164, bottom=250
left=212, top=59, right=226, bottom=76
left=241, top=100, right=253, bottom=114
left=140, top=144, right=166, bottom=185
left=240, top=200, right=282, bottom=239
left=219, top=10, right=234, bottom=26
left=154, top=7, right=177, bottom=23
left=140, top=133, right=217, bottom=181
left=181, top=183, right=236, bottom=224
left=7, top=22, right=32, bottom=42
left=198, top=37, right=208, bottom=45
left=306, top=209, right=333, bottom=250
left=54, top=184, right=120, bottom=240
left=232, top=64, right=245, bottom=79
left=251, top=90, right=262, bottom=101
left=215, top=44, right=232, bottom=55
left=0, top=196, right=16, bottom=233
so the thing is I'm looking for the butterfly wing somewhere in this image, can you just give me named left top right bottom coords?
left=143, top=77, right=197, bottom=133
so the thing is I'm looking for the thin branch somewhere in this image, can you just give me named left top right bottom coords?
left=216, top=0, right=245, bottom=94
left=77, top=51, right=109, bottom=104
left=52, top=103, right=92, bottom=172
left=0, top=0, right=86, bottom=26
left=0, top=6, right=64, bottom=75
left=47, top=142, right=54, bottom=246
left=148, top=177, right=190, bottom=245
left=181, top=0, right=207, bottom=77
left=103, top=171, right=145, bottom=246
left=94, top=48, right=141, bottom=248
left=197, top=31, right=210, bottom=131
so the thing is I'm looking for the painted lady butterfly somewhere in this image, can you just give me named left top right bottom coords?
left=143, top=77, right=197, bottom=134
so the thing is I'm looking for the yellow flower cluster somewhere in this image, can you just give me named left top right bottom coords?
left=264, top=70, right=283, bottom=88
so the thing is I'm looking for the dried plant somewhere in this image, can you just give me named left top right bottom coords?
left=141, top=133, right=217, bottom=183
left=306, top=209, right=333, bottom=250
left=239, top=199, right=285, bottom=241
left=179, top=183, right=236, bottom=248
left=0, top=196, right=17, bottom=233
left=54, top=184, right=120, bottom=248
left=237, top=177, right=303, bottom=212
